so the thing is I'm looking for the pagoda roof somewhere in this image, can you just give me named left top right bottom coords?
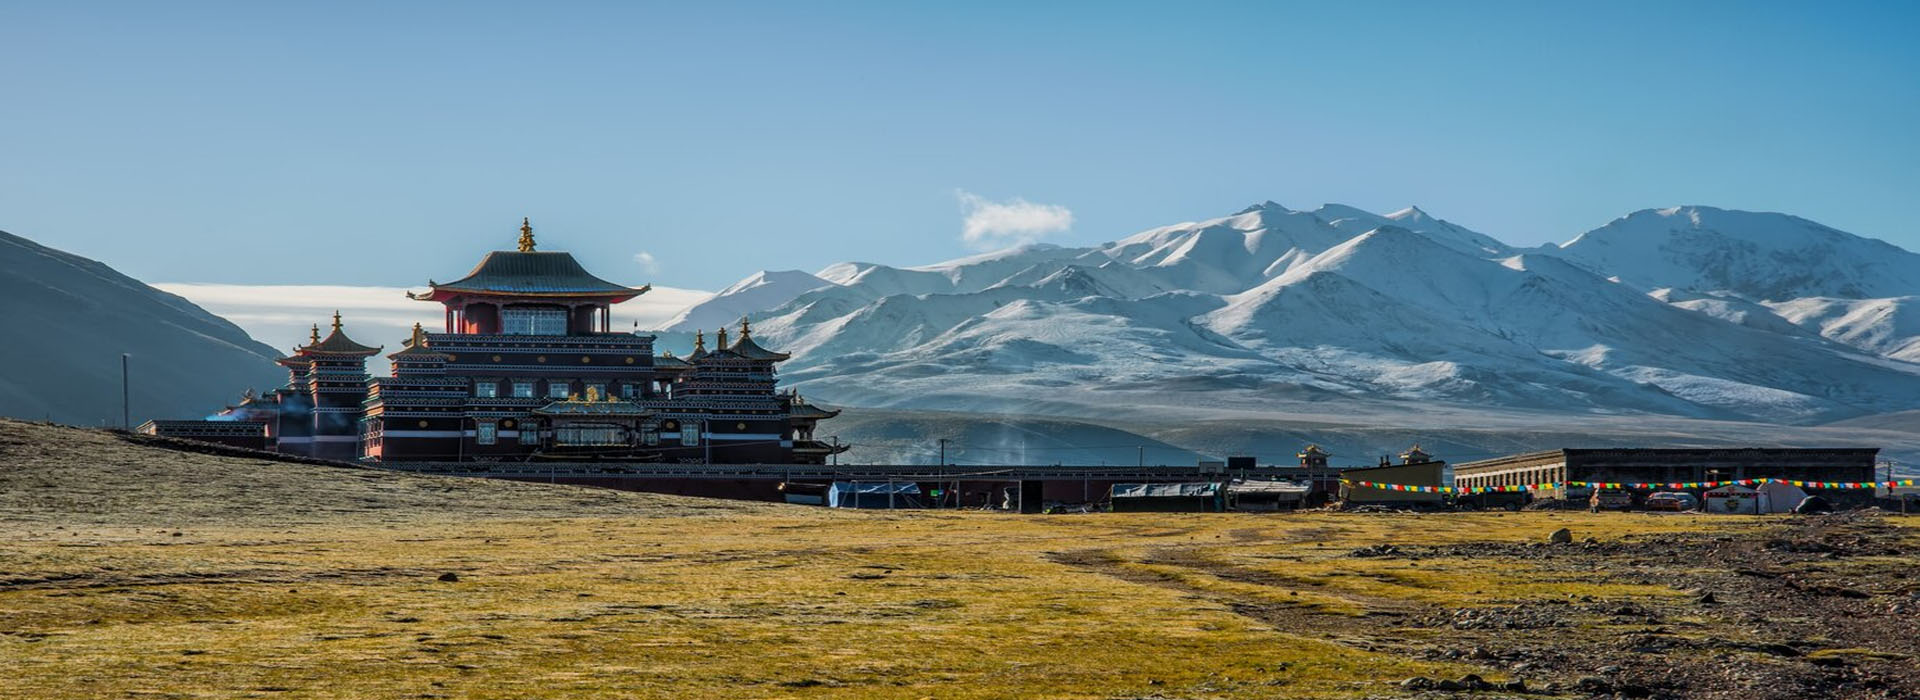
left=282, top=312, right=381, bottom=358
left=788, top=397, right=840, bottom=420
left=307, top=312, right=382, bottom=356
left=389, top=323, right=447, bottom=359
left=310, top=329, right=382, bottom=356
left=408, top=219, right=647, bottom=302
left=687, top=330, right=709, bottom=361
left=718, top=333, right=790, bottom=362
left=700, top=319, right=789, bottom=362
left=653, top=352, right=692, bottom=369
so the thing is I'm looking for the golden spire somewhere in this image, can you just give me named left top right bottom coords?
left=309, top=324, right=321, bottom=344
left=716, top=327, right=730, bottom=350
left=518, top=217, right=536, bottom=252
left=693, top=330, right=706, bottom=352
left=331, top=310, right=343, bottom=333
left=408, top=322, right=426, bottom=347
left=739, top=316, right=752, bottom=340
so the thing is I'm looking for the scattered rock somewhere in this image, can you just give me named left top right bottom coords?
left=1548, top=528, right=1573, bottom=544
left=1349, top=544, right=1400, bottom=557
left=437, top=572, right=460, bottom=582
left=1399, top=676, right=1436, bottom=690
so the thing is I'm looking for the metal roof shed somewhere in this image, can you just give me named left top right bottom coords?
left=1110, top=482, right=1224, bottom=512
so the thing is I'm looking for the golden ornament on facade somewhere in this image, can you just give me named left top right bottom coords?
left=518, top=217, right=536, bottom=252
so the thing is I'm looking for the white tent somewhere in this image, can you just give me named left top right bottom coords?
left=1754, top=480, right=1811, bottom=514
left=1703, top=484, right=1759, bottom=514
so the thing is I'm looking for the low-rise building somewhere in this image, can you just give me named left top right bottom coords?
left=136, top=419, right=270, bottom=451
left=1338, top=446, right=1446, bottom=505
left=1453, top=448, right=1880, bottom=503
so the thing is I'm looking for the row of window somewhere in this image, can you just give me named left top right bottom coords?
left=473, top=380, right=670, bottom=399
left=474, top=422, right=542, bottom=445
left=474, top=421, right=704, bottom=447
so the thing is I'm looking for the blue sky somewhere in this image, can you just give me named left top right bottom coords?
left=4, top=1, right=1916, bottom=291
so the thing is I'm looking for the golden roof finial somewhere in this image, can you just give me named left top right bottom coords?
left=739, top=316, right=752, bottom=340
left=409, top=322, right=426, bottom=347
left=693, top=330, right=706, bottom=352
left=716, top=327, right=730, bottom=351
left=309, top=324, right=321, bottom=344
left=518, top=217, right=536, bottom=252
left=331, top=310, right=343, bottom=333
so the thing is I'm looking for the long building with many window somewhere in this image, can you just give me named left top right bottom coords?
left=145, top=219, right=847, bottom=465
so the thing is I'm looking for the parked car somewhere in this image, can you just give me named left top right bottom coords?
left=1644, top=492, right=1698, bottom=512
left=1589, top=488, right=1634, bottom=512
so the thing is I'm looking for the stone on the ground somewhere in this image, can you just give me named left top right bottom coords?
left=1548, top=528, right=1573, bottom=544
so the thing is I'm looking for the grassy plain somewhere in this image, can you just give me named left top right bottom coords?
left=2, top=419, right=1915, bottom=699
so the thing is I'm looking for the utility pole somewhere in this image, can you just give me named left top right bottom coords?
left=830, top=435, right=839, bottom=466
left=120, top=353, right=131, bottom=430
left=938, top=438, right=948, bottom=466
left=1138, top=445, right=1144, bottom=468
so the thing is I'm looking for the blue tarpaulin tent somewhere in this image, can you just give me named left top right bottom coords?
left=827, top=481, right=924, bottom=509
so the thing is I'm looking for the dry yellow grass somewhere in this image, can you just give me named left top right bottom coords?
left=2, top=420, right=1911, bottom=698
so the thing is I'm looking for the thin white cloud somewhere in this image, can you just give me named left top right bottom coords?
left=955, top=189, right=1073, bottom=250
left=633, top=251, right=661, bottom=274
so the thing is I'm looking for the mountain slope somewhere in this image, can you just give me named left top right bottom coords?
left=1765, top=296, right=1920, bottom=363
left=1203, top=227, right=1920, bottom=422
left=1551, top=206, right=1920, bottom=300
left=0, top=230, right=285, bottom=425
left=662, top=269, right=831, bottom=332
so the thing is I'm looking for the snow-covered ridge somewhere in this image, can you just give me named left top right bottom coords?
left=649, top=201, right=1920, bottom=424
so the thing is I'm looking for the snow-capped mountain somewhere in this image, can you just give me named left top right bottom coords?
left=662, top=269, right=831, bottom=332
left=1550, top=206, right=1920, bottom=301
left=653, top=202, right=1920, bottom=425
